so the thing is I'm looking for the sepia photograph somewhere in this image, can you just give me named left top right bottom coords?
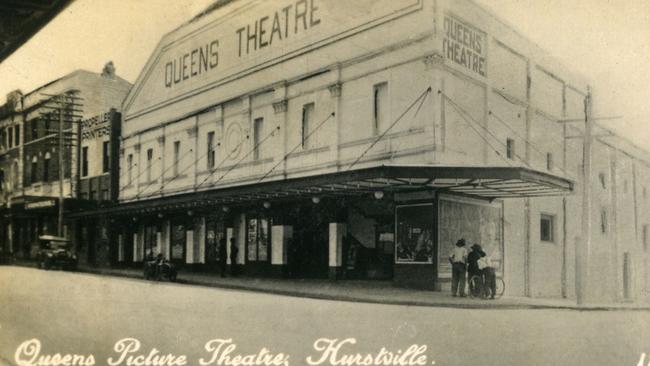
left=0, top=0, right=649, bottom=365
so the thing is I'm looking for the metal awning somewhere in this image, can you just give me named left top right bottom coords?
left=75, top=165, right=573, bottom=217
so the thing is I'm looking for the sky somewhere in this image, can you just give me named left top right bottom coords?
left=0, top=0, right=648, bottom=148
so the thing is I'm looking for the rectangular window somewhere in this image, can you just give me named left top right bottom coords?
left=146, top=148, right=153, bottom=182
left=601, top=208, right=608, bottom=235
left=81, top=146, right=89, bottom=177
left=373, top=82, right=388, bottom=134
left=546, top=153, right=553, bottom=171
left=102, top=189, right=109, bottom=201
left=14, top=126, right=19, bottom=146
left=246, top=214, right=271, bottom=262
left=253, top=117, right=263, bottom=160
left=43, top=158, right=50, bottom=182
left=540, top=214, right=555, bottom=242
left=207, top=131, right=216, bottom=169
left=7, top=127, right=12, bottom=148
left=127, top=154, right=133, bottom=185
left=102, top=140, right=110, bottom=173
left=173, top=141, right=180, bottom=176
left=31, top=161, right=38, bottom=184
left=506, top=138, right=515, bottom=159
left=301, top=103, right=314, bottom=149
left=90, top=190, right=97, bottom=201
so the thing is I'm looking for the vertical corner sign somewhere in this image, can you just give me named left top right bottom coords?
left=442, top=14, right=487, bottom=78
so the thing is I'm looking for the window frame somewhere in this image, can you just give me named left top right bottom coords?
left=146, top=148, right=154, bottom=182
left=253, top=117, right=264, bottom=160
left=373, top=82, right=388, bottom=135
left=540, top=213, right=555, bottom=243
left=301, top=103, right=315, bottom=150
left=506, top=138, right=515, bottom=160
left=173, top=141, right=181, bottom=176
left=102, top=140, right=110, bottom=173
left=81, top=146, right=89, bottom=177
left=207, top=131, right=216, bottom=169
left=127, top=154, right=133, bottom=185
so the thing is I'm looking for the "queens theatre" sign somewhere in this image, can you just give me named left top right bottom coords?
left=442, top=14, right=487, bottom=78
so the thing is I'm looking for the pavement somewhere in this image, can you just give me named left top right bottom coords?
left=3, top=266, right=648, bottom=366
left=7, top=260, right=650, bottom=311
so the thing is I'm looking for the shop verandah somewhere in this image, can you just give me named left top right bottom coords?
left=70, top=164, right=572, bottom=289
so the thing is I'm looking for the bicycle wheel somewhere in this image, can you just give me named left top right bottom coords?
left=469, top=275, right=483, bottom=298
left=494, top=277, right=505, bottom=299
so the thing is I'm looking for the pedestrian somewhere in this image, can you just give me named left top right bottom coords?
left=467, top=244, right=485, bottom=294
left=478, top=250, right=496, bottom=299
left=229, top=237, right=238, bottom=276
left=448, top=238, right=468, bottom=297
left=218, top=238, right=228, bottom=278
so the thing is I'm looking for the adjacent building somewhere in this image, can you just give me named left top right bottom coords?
left=0, top=64, right=131, bottom=260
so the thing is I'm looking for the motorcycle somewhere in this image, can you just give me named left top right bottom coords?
left=143, top=258, right=178, bottom=282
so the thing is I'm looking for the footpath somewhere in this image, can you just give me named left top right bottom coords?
left=10, top=260, right=650, bottom=311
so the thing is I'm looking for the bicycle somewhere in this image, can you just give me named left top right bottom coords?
left=469, top=274, right=505, bottom=299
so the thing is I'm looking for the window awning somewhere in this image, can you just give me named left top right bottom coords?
left=77, top=165, right=573, bottom=217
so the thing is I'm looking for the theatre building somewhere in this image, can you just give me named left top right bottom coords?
left=110, top=0, right=650, bottom=303
left=0, top=64, right=131, bottom=260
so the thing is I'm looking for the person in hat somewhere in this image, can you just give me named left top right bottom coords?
left=468, top=243, right=485, bottom=294
left=448, top=238, right=468, bottom=297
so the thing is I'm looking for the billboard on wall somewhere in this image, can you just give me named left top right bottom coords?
left=125, top=0, right=422, bottom=117
left=438, top=196, right=503, bottom=278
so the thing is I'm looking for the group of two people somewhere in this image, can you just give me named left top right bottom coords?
left=448, top=238, right=497, bottom=299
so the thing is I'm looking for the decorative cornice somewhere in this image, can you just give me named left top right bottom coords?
left=272, top=100, right=288, bottom=114
left=328, top=83, right=342, bottom=98
left=133, top=143, right=141, bottom=152
left=186, top=126, right=198, bottom=138
left=424, top=53, right=444, bottom=70
left=157, top=136, right=165, bottom=145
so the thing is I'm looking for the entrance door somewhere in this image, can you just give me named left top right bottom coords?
left=170, top=222, right=186, bottom=265
left=205, top=216, right=225, bottom=269
left=293, top=205, right=328, bottom=278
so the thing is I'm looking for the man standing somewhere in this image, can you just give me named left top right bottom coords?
left=218, top=238, right=228, bottom=278
left=448, top=239, right=468, bottom=297
left=229, top=237, right=239, bottom=276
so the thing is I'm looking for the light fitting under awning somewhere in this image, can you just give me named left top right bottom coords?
left=75, top=165, right=573, bottom=217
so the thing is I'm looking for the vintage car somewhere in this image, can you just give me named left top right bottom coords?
left=36, top=235, right=77, bottom=270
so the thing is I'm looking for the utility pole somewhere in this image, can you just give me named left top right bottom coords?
left=576, top=87, right=593, bottom=305
left=58, top=95, right=64, bottom=237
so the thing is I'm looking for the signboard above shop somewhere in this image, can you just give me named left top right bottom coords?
left=124, top=0, right=422, bottom=118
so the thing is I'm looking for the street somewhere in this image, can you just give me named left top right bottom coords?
left=0, top=266, right=648, bottom=366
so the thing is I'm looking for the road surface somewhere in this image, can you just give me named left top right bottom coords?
left=0, top=266, right=648, bottom=366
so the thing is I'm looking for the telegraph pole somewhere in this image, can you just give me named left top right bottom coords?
left=576, top=87, right=593, bottom=305
left=58, top=95, right=64, bottom=237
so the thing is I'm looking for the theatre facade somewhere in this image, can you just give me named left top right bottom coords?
left=110, top=0, right=650, bottom=302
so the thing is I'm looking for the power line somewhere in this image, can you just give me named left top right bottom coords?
left=442, top=94, right=514, bottom=167
left=199, top=125, right=281, bottom=189
left=348, top=87, right=432, bottom=171
left=257, top=112, right=335, bottom=184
